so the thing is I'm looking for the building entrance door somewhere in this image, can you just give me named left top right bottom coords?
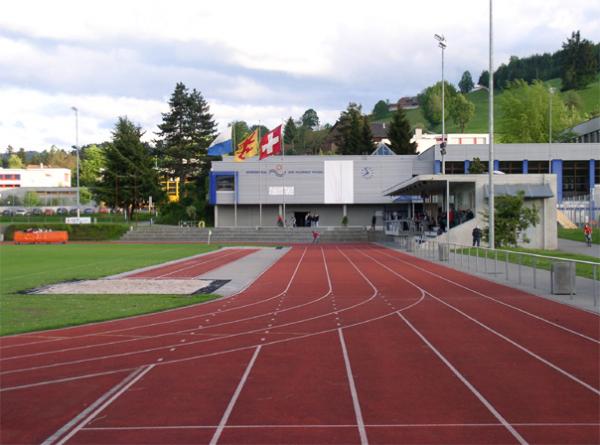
left=295, top=212, right=308, bottom=227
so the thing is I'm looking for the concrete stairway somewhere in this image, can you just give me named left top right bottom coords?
left=120, top=224, right=385, bottom=243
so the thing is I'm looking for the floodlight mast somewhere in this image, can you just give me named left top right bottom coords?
left=488, top=0, right=495, bottom=249
left=71, top=106, right=80, bottom=218
left=434, top=33, right=450, bottom=251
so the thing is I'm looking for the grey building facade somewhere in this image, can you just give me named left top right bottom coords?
left=209, top=143, right=599, bottom=227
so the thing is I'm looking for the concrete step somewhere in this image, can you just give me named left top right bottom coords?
left=121, top=224, right=372, bottom=243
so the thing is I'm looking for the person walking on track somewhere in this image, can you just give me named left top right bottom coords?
left=583, top=222, right=593, bottom=247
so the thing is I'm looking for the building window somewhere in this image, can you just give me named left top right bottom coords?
left=498, top=161, right=523, bottom=174
left=527, top=161, right=550, bottom=174
left=216, top=175, right=235, bottom=191
left=563, top=160, right=589, bottom=199
left=445, top=162, right=464, bottom=174
left=595, top=160, right=599, bottom=185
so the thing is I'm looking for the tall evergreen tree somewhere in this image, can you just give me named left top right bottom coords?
left=283, top=117, right=297, bottom=148
left=334, top=103, right=375, bottom=155
left=560, top=31, right=598, bottom=90
left=156, top=82, right=216, bottom=180
left=301, top=109, right=320, bottom=129
left=97, top=117, right=163, bottom=219
left=387, top=106, right=417, bottom=154
left=458, top=71, right=474, bottom=94
left=478, top=70, right=490, bottom=88
left=361, top=116, right=375, bottom=154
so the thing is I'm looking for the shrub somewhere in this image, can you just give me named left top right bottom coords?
left=4, top=223, right=129, bottom=241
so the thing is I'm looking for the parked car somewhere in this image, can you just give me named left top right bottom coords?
left=2, top=209, right=14, bottom=216
left=83, top=208, right=94, bottom=215
left=44, top=208, right=55, bottom=216
left=14, top=208, right=27, bottom=216
left=32, top=208, right=43, bottom=216
left=68, top=208, right=79, bottom=216
left=56, top=207, right=68, bottom=215
left=99, top=207, right=110, bottom=214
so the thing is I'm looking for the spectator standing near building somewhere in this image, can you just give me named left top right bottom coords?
left=583, top=223, right=593, bottom=247
left=472, top=226, right=482, bottom=247
left=371, top=214, right=377, bottom=230
left=314, top=213, right=320, bottom=227
left=306, top=212, right=312, bottom=227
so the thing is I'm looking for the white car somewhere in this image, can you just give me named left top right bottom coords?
left=14, top=208, right=27, bottom=216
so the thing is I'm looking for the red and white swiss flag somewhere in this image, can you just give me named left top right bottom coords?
left=259, top=125, right=282, bottom=160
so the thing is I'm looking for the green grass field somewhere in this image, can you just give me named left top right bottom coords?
left=455, top=246, right=599, bottom=280
left=558, top=227, right=600, bottom=244
left=0, top=243, right=220, bottom=335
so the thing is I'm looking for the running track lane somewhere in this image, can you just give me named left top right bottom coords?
left=0, top=248, right=308, bottom=443
left=1, top=244, right=599, bottom=444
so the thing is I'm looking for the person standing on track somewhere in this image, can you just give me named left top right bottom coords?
left=312, top=230, right=320, bottom=244
left=583, top=222, right=593, bottom=247
left=472, top=226, right=482, bottom=247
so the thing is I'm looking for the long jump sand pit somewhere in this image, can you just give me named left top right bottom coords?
left=31, top=278, right=213, bottom=295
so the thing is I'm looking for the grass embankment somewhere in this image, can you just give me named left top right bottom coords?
left=558, top=227, right=600, bottom=245
left=456, top=246, right=599, bottom=280
left=0, top=243, right=220, bottom=335
left=374, top=74, right=600, bottom=134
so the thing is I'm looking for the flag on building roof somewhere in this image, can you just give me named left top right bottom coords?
left=207, top=128, right=233, bottom=156
left=234, top=129, right=259, bottom=162
left=259, top=125, right=282, bottom=160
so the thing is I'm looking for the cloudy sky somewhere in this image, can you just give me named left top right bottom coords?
left=1, top=0, right=598, bottom=151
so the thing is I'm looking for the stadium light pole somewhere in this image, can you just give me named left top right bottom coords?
left=434, top=33, right=447, bottom=174
left=488, top=0, right=495, bottom=249
left=548, top=86, right=556, bottom=170
left=71, top=106, right=80, bottom=218
left=435, top=33, right=450, bottom=249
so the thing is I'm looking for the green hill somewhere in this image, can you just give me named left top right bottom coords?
left=374, top=74, right=600, bottom=134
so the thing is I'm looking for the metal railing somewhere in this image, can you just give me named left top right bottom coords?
left=407, top=239, right=599, bottom=308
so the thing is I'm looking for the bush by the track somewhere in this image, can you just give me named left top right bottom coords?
left=4, top=223, right=129, bottom=241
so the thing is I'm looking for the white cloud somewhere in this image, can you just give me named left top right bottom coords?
left=0, top=0, right=598, bottom=150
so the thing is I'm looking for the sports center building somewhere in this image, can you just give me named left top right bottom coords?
left=209, top=143, right=599, bottom=237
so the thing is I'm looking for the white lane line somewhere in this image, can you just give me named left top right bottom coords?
left=81, top=422, right=600, bottom=430
left=376, top=247, right=600, bottom=344
left=1, top=249, right=312, bottom=363
left=397, top=313, right=528, bottom=445
left=362, top=249, right=600, bottom=396
left=2, top=252, right=425, bottom=392
left=209, top=346, right=261, bottom=445
left=0, top=247, right=298, bottom=350
left=338, top=329, right=368, bottom=445
left=0, top=252, right=344, bottom=377
left=152, top=250, right=243, bottom=279
left=44, top=364, right=154, bottom=445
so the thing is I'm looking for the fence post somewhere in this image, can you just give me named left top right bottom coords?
left=533, top=257, right=537, bottom=289
left=476, top=247, right=479, bottom=272
left=570, top=261, right=575, bottom=300
left=518, top=253, right=522, bottom=285
left=505, top=253, right=509, bottom=281
left=594, top=265, right=598, bottom=307
left=494, top=250, right=498, bottom=275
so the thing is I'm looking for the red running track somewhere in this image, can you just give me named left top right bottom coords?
left=0, top=244, right=598, bottom=445
left=123, top=248, right=258, bottom=279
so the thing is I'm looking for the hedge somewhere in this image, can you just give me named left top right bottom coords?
left=3, top=223, right=129, bottom=241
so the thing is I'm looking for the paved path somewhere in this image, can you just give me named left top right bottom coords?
left=386, top=242, right=600, bottom=314
left=558, top=238, right=600, bottom=258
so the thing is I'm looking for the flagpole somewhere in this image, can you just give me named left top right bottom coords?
left=233, top=121, right=237, bottom=227
left=282, top=119, right=286, bottom=227
left=258, top=121, right=263, bottom=227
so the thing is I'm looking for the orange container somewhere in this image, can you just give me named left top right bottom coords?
left=14, top=231, right=68, bottom=244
